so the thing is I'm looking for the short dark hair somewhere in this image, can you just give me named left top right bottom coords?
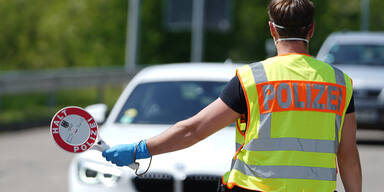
left=268, top=0, right=315, bottom=38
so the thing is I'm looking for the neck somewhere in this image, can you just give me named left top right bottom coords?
left=275, top=40, right=309, bottom=56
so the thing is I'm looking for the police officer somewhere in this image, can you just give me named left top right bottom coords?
left=103, top=0, right=362, bottom=191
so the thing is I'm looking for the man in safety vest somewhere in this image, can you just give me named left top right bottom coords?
left=103, top=0, right=362, bottom=191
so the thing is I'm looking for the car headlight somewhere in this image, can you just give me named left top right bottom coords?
left=77, top=160, right=122, bottom=186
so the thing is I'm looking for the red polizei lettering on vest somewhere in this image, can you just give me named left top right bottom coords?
left=256, top=80, right=346, bottom=115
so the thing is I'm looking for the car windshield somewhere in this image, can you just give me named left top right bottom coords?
left=115, top=81, right=227, bottom=124
left=324, top=44, right=384, bottom=65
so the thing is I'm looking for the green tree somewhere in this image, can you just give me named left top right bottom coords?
left=0, top=0, right=127, bottom=70
left=0, top=0, right=383, bottom=70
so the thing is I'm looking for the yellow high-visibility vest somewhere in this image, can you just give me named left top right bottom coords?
left=222, top=54, right=353, bottom=192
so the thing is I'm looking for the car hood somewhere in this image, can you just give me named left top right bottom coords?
left=335, top=64, right=384, bottom=90
left=76, top=124, right=235, bottom=177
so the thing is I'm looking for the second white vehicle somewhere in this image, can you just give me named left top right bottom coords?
left=69, top=63, right=241, bottom=192
left=317, top=32, right=384, bottom=129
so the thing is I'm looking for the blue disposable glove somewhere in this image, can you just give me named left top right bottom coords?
left=102, top=140, right=151, bottom=167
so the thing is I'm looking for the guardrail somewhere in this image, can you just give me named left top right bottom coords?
left=0, top=68, right=138, bottom=95
left=0, top=67, right=140, bottom=129
left=0, top=67, right=139, bottom=107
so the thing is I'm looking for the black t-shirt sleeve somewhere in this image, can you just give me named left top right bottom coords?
left=219, top=76, right=355, bottom=114
left=219, top=76, right=246, bottom=114
left=346, top=94, right=355, bottom=114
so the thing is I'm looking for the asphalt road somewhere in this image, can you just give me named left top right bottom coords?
left=0, top=127, right=383, bottom=192
left=0, top=127, right=74, bottom=192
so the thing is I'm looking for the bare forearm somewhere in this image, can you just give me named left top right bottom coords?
left=145, top=98, right=240, bottom=156
left=146, top=119, right=201, bottom=156
left=337, top=113, right=362, bottom=192
left=338, top=146, right=362, bottom=192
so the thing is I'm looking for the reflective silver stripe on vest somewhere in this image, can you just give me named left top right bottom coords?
left=258, top=113, right=272, bottom=138
left=243, top=137, right=336, bottom=153
left=233, top=159, right=336, bottom=181
left=250, top=62, right=271, bottom=138
left=236, top=142, right=242, bottom=152
left=332, top=66, right=346, bottom=149
left=251, top=62, right=268, bottom=84
left=231, top=159, right=236, bottom=169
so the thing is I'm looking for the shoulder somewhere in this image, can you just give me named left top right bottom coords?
left=236, top=60, right=267, bottom=74
left=330, top=65, right=352, bottom=82
left=319, top=60, right=353, bottom=87
left=308, top=57, right=353, bottom=84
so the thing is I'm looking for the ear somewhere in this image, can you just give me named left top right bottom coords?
left=307, top=22, right=315, bottom=39
left=269, top=21, right=278, bottom=39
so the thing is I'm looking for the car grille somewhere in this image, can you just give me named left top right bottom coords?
left=132, top=172, right=174, bottom=192
left=132, top=173, right=221, bottom=192
left=183, top=174, right=221, bottom=192
left=353, top=89, right=381, bottom=99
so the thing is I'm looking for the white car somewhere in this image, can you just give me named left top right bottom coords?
left=69, top=63, right=241, bottom=192
left=317, top=32, right=384, bottom=129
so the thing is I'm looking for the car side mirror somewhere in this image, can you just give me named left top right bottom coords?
left=85, top=104, right=108, bottom=124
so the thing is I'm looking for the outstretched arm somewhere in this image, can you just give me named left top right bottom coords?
left=103, top=98, right=240, bottom=166
left=337, top=112, right=362, bottom=192
left=147, top=98, right=240, bottom=155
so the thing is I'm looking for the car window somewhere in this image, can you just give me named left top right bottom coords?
left=324, top=44, right=384, bottom=65
left=115, top=81, right=227, bottom=124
